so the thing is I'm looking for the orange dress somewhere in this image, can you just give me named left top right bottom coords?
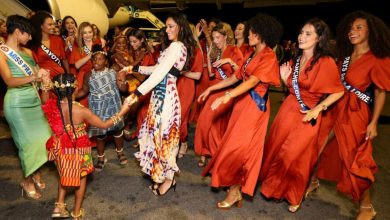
left=32, top=35, right=66, bottom=79
left=317, top=53, right=390, bottom=201
left=194, top=45, right=243, bottom=157
left=190, top=39, right=209, bottom=123
left=134, top=53, right=156, bottom=137
left=177, top=47, right=203, bottom=142
left=69, top=40, right=101, bottom=106
left=239, top=43, right=254, bottom=58
left=202, top=47, right=280, bottom=196
left=260, top=57, right=344, bottom=205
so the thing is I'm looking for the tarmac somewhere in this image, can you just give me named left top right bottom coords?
left=0, top=91, right=389, bottom=220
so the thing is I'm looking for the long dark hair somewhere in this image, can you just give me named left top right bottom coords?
left=52, top=73, right=77, bottom=144
left=60, top=15, right=77, bottom=37
left=295, top=18, right=333, bottom=73
left=29, top=11, right=54, bottom=50
left=336, top=10, right=390, bottom=59
left=166, top=12, right=196, bottom=71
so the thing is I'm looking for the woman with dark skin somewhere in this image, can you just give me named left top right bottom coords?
left=315, top=11, right=390, bottom=220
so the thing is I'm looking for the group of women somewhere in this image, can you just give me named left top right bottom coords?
left=0, top=8, right=389, bottom=220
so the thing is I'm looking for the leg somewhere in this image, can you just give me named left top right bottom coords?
left=306, top=130, right=335, bottom=198
left=178, top=142, right=188, bottom=158
left=217, top=184, right=243, bottom=209
left=20, top=175, right=41, bottom=200
left=32, top=170, right=46, bottom=190
left=357, top=189, right=376, bottom=220
left=52, top=182, right=70, bottom=218
left=72, top=177, right=87, bottom=219
left=94, top=136, right=107, bottom=172
left=113, top=130, right=128, bottom=165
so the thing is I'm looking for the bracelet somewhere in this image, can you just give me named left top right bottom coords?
left=225, top=91, right=232, bottom=98
left=111, top=114, right=121, bottom=125
left=321, top=104, right=328, bottom=111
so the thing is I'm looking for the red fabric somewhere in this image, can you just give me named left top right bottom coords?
left=32, top=35, right=66, bottom=79
left=190, top=39, right=209, bottom=123
left=134, top=53, right=157, bottom=137
left=42, top=99, right=95, bottom=149
left=260, top=57, right=343, bottom=205
left=202, top=47, right=280, bottom=196
left=194, top=45, right=243, bottom=157
left=317, top=53, right=390, bottom=201
left=239, top=43, right=254, bottom=58
left=177, top=47, right=203, bottom=142
left=69, top=40, right=101, bottom=107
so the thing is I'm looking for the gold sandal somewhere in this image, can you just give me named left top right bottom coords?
left=52, top=202, right=70, bottom=218
left=20, top=182, right=41, bottom=200
left=71, top=208, right=85, bottom=220
left=217, top=191, right=243, bottom=210
left=357, top=204, right=377, bottom=220
left=305, top=179, right=320, bottom=198
left=32, top=176, right=46, bottom=190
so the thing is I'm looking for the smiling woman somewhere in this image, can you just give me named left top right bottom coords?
left=30, top=11, right=69, bottom=79
left=121, top=12, right=196, bottom=197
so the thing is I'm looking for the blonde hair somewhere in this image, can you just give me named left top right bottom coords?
left=77, top=22, right=94, bottom=53
left=189, top=23, right=202, bottom=54
left=209, top=22, right=235, bottom=61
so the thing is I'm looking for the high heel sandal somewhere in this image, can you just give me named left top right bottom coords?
left=94, top=154, right=108, bottom=172
left=217, top=191, right=243, bottom=210
left=20, top=182, right=41, bottom=200
left=152, top=179, right=176, bottom=196
left=115, top=148, right=128, bottom=165
left=305, top=179, right=320, bottom=198
left=177, top=142, right=188, bottom=158
left=70, top=208, right=85, bottom=220
left=51, top=202, right=70, bottom=218
left=198, top=156, right=207, bottom=168
left=357, top=204, right=377, bottom=220
left=288, top=198, right=304, bottom=213
left=32, top=176, right=46, bottom=190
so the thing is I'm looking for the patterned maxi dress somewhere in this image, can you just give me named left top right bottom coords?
left=87, top=68, right=124, bottom=137
left=134, top=41, right=187, bottom=183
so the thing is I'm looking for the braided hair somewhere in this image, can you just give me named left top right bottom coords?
left=52, top=73, right=77, bottom=145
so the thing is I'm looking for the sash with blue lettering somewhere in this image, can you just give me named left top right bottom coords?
left=292, top=56, right=316, bottom=126
left=40, top=44, right=63, bottom=67
left=62, top=35, right=73, bottom=51
left=83, top=45, right=91, bottom=55
left=216, top=52, right=228, bottom=79
left=243, top=52, right=268, bottom=112
left=340, top=56, right=373, bottom=105
left=0, top=44, right=41, bottom=99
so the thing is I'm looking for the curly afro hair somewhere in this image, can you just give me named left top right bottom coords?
left=246, top=13, right=283, bottom=48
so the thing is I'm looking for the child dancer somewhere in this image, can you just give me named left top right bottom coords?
left=76, top=45, right=129, bottom=171
left=42, top=73, right=129, bottom=219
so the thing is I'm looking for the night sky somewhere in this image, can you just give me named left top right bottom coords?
left=20, top=0, right=387, bottom=40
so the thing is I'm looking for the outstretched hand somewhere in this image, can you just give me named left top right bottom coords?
left=211, top=94, right=231, bottom=111
left=212, top=58, right=231, bottom=68
left=280, top=62, right=292, bottom=83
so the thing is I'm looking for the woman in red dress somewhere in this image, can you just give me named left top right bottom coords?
left=30, top=11, right=69, bottom=78
left=259, top=18, right=344, bottom=212
left=69, top=22, right=100, bottom=106
left=60, top=16, right=77, bottom=75
left=125, top=29, right=156, bottom=145
left=315, top=11, right=390, bottom=220
left=194, top=22, right=243, bottom=167
left=177, top=23, right=204, bottom=158
left=234, top=22, right=253, bottom=57
left=201, top=13, right=282, bottom=209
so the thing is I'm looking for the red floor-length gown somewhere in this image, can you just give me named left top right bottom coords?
left=203, top=47, right=279, bottom=196
left=317, top=53, right=390, bottom=201
left=260, top=56, right=344, bottom=205
left=194, top=45, right=243, bottom=157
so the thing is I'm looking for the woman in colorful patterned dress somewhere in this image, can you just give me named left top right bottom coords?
left=0, top=15, right=51, bottom=200
left=122, top=12, right=196, bottom=196
left=316, top=11, right=390, bottom=220
left=42, top=73, right=130, bottom=219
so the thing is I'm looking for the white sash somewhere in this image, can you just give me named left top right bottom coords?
left=0, top=44, right=41, bottom=100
